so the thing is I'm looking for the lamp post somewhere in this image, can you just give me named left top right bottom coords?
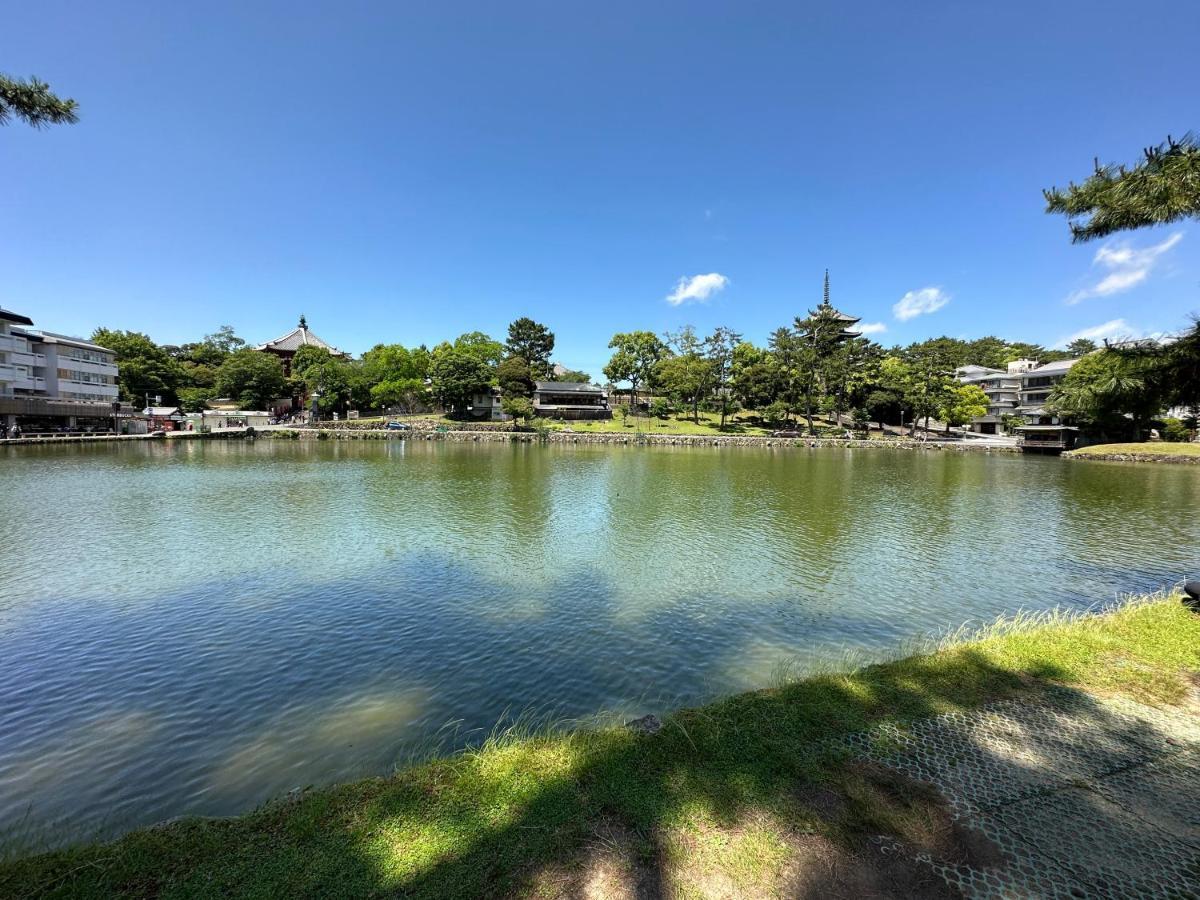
left=310, top=390, right=321, bottom=426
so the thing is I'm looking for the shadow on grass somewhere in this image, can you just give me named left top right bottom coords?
left=5, top=602, right=1197, bottom=899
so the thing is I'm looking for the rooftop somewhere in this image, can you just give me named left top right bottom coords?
left=1029, top=358, right=1081, bottom=375
left=32, top=331, right=116, bottom=353
left=255, top=316, right=348, bottom=356
left=0, top=308, right=35, bottom=326
left=534, top=381, right=604, bottom=393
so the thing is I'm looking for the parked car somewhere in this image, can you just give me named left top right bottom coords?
left=385, top=421, right=411, bottom=431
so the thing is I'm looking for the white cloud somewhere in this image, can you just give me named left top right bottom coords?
left=666, top=272, right=729, bottom=306
left=1056, top=321, right=1166, bottom=352
left=858, top=321, right=888, bottom=335
left=893, top=287, right=950, bottom=321
left=1055, top=319, right=1131, bottom=348
left=1066, top=232, right=1182, bottom=304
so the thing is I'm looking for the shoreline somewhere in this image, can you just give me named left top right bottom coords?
left=1, top=427, right=1021, bottom=453
left=1064, top=444, right=1200, bottom=465
left=2, top=593, right=1195, bottom=897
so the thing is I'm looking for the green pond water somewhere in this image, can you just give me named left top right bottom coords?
left=1, top=439, right=1197, bottom=847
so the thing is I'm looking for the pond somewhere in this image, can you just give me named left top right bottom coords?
left=1, top=439, right=1197, bottom=847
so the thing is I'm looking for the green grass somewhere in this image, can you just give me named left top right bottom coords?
left=1068, top=441, right=1200, bottom=459
left=4, top=593, right=1198, bottom=898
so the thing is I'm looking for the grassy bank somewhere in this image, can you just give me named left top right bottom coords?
left=1067, top=442, right=1200, bottom=462
left=3, top=594, right=1198, bottom=899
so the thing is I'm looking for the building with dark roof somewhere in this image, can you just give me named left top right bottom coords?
left=255, top=315, right=349, bottom=375
left=532, top=381, right=611, bottom=420
left=804, top=271, right=862, bottom=340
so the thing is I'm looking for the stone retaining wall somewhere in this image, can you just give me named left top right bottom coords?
left=310, top=419, right=511, bottom=432
left=3, top=427, right=1019, bottom=454
left=280, top=428, right=1018, bottom=453
left=1063, top=450, right=1200, bottom=464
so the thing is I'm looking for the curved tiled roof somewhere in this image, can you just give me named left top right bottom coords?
left=255, top=318, right=347, bottom=356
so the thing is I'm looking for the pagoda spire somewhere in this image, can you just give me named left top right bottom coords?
left=823, top=269, right=830, bottom=308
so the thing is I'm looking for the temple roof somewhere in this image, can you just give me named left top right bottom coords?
left=815, top=270, right=861, bottom=325
left=255, top=316, right=348, bottom=356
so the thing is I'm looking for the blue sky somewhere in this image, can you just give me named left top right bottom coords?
left=3, top=1, right=1197, bottom=379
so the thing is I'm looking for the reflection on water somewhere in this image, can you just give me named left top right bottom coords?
left=0, top=440, right=1197, bottom=844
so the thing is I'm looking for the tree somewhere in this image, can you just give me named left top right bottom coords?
left=0, top=74, right=78, bottom=128
left=767, top=326, right=803, bottom=421
left=505, top=318, right=555, bottom=379
left=603, top=331, right=666, bottom=408
left=1000, top=413, right=1027, bottom=436
left=214, top=350, right=287, bottom=410
left=938, top=384, right=989, bottom=433
left=497, top=356, right=534, bottom=399
left=429, top=347, right=493, bottom=415
left=1048, top=350, right=1165, bottom=440
left=704, top=326, right=742, bottom=427
left=825, top=338, right=882, bottom=424
left=177, top=386, right=216, bottom=413
left=453, top=332, right=505, bottom=368
left=203, top=325, right=245, bottom=356
left=863, top=389, right=902, bottom=432
left=362, top=343, right=431, bottom=413
left=659, top=327, right=712, bottom=423
left=501, top=395, right=535, bottom=423
left=362, top=344, right=429, bottom=381
left=371, top=377, right=426, bottom=414
left=299, top=354, right=368, bottom=415
left=964, top=336, right=1011, bottom=369
left=1044, top=134, right=1200, bottom=241
left=1065, top=338, right=1098, bottom=357
left=290, top=344, right=334, bottom=378
left=792, top=284, right=861, bottom=434
left=1044, top=136, right=1200, bottom=417
left=762, top=400, right=791, bottom=427
left=1109, top=318, right=1200, bottom=413
left=898, top=341, right=962, bottom=436
left=91, top=328, right=184, bottom=404
left=730, top=342, right=778, bottom=412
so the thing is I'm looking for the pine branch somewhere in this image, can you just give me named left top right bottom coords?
left=1043, top=133, right=1200, bottom=241
left=0, top=74, right=79, bottom=128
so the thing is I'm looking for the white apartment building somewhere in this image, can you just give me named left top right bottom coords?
left=1015, top=358, right=1079, bottom=424
left=956, top=357, right=1080, bottom=434
left=954, top=359, right=1035, bottom=434
left=1, top=307, right=123, bottom=433
left=27, top=332, right=121, bottom=402
left=1, top=309, right=38, bottom=397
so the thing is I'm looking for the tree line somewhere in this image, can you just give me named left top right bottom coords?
left=87, top=317, right=588, bottom=418
left=90, top=308, right=1194, bottom=438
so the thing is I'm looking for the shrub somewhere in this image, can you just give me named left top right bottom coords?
left=501, top=395, right=534, bottom=424
left=763, top=400, right=790, bottom=427
left=1161, top=417, right=1191, bottom=442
